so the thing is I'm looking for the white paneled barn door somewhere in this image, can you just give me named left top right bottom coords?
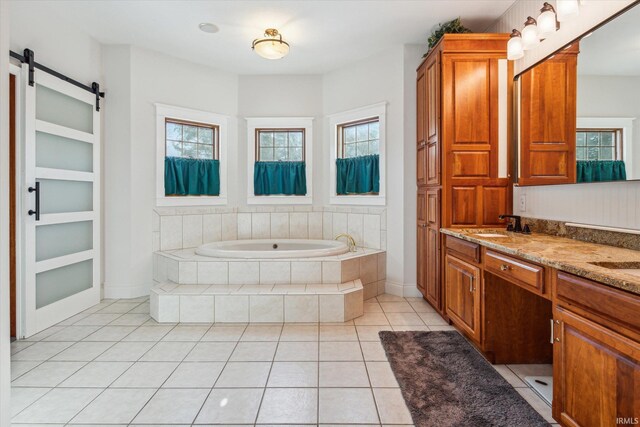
left=21, top=65, right=101, bottom=337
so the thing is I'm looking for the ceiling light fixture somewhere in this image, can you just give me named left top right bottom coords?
left=507, top=29, right=524, bottom=60
left=252, top=28, right=290, bottom=60
left=521, top=17, right=540, bottom=50
left=556, top=0, right=580, bottom=22
left=199, top=23, right=219, bottom=34
left=537, top=2, right=558, bottom=39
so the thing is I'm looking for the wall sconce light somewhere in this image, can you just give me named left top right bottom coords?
left=507, top=29, right=524, bottom=60
left=556, top=0, right=580, bottom=22
left=521, top=17, right=540, bottom=50
left=537, top=2, right=558, bottom=39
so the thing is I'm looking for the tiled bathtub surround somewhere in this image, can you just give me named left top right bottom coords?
left=154, top=249, right=386, bottom=301
left=153, top=206, right=387, bottom=252
left=150, top=281, right=365, bottom=323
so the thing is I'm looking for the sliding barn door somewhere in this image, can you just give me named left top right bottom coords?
left=22, top=66, right=100, bottom=337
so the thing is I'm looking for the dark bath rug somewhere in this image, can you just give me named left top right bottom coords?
left=379, top=330, right=550, bottom=427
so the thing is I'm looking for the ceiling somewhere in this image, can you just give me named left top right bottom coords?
left=578, top=3, right=640, bottom=76
left=10, top=0, right=516, bottom=75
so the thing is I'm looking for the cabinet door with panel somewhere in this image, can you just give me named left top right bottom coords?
left=519, top=46, right=578, bottom=186
left=416, top=188, right=427, bottom=296
left=425, top=54, right=440, bottom=185
left=553, top=307, right=640, bottom=427
left=445, top=254, right=481, bottom=342
left=424, top=189, right=440, bottom=307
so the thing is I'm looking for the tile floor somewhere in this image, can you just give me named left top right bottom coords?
left=10, top=294, right=557, bottom=426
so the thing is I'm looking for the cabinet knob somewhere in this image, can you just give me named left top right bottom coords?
left=500, top=264, right=510, bottom=271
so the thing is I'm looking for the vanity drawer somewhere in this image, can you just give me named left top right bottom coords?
left=485, top=250, right=544, bottom=294
left=445, top=236, right=480, bottom=263
left=556, top=271, right=640, bottom=335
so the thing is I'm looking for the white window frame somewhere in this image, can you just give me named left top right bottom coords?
left=329, top=102, right=386, bottom=206
left=577, top=117, right=634, bottom=179
left=246, top=117, right=313, bottom=205
left=155, top=103, right=228, bottom=206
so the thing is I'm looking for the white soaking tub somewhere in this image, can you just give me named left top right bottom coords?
left=195, top=239, right=350, bottom=259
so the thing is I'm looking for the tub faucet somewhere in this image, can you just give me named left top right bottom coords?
left=335, top=233, right=357, bottom=252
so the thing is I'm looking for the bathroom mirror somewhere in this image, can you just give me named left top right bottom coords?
left=515, top=3, right=640, bottom=186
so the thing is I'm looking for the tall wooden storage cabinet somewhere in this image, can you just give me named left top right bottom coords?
left=416, top=34, right=513, bottom=313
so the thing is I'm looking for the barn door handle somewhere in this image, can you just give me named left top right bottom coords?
left=28, top=182, right=40, bottom=221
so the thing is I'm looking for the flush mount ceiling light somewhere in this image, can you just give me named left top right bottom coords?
left=537, top=2, right=558, bottom=39
left=521, top=16, right=540, bottom=50
left=252, top=28, right=290, bottom=59
left=199, top=23, right=219, bottom=34
left=507, top=29, right=524, bottom=60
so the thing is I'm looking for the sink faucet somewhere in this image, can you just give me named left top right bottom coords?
left=498, top=214, right=523, bottom=233
left=335, top=233, right=357, bottom=252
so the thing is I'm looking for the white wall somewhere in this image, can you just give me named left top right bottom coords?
left=489, top=0, right=640, bottom=230
left=237, top=75, right=324, bottom=206
left=322, top=45, right=422, bottom=294
left=102, top=46, right=239, bottom=298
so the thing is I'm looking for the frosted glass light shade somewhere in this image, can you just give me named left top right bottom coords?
left=522, top=19, right=540, bottom=50
left=537, top=9, right=557, bottom=39
left=556, top=0, right=579, bottom=22
left=253, top=39, right=290, bottom=59
left=507, top=32, right=524, bottom=60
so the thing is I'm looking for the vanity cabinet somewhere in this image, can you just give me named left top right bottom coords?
left=416, top=34, right=512, bottom=314
left=519, top=44, right=579, bottom=186
left=445, top=254, right=481, bottom=342
left=553, top=272, right=640, bottom=426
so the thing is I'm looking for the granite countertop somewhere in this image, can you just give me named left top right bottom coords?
left=440, top=228, right=640, bottom=296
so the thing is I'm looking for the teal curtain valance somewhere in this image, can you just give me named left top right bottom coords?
left=165, top=156, right=220, bottom=196
left=577, top=160, right=627, bottom=183
left=336, top=154, right=380, bottom=195
left=254, top=161, right=307, bottom=196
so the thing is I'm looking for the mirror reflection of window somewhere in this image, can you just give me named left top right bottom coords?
left=576, top=129, right=622, bottom=161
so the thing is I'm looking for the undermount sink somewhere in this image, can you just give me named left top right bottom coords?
left=588, top=262, right=640, bottom=277
left=474, top=233, right=509, bottom=238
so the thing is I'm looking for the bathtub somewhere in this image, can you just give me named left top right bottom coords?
left=195, top=239, right=350, bottom=259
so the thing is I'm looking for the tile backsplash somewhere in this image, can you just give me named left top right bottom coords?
left=153, top=206, right=387, bottom=252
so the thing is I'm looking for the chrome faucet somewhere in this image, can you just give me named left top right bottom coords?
left=335, top=233, right=357, bottom=252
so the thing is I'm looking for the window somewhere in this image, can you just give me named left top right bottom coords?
left=576, top=129, right=622, bottom=161
left=338, top=118, right=380, bottom=159
left=256, top=129, right=304, bottom=161
left=329, top=103, right=386, bottom=205
left=247, top=117, right=313, bottom=205
left=166, top=119, right=219, bottom=160
left=155, top=104, right=229, bottom=206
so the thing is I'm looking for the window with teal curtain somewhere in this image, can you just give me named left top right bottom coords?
left=576, top=160, right=626, bottom=183
left=336, top=154, right=380, bottom=195
left=165, top=157, right=220, bottom=196
left=254, top=161, right=307, bottom=196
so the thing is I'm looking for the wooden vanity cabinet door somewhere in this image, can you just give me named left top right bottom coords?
left=416, top=189, right=427, bottom=296
left=519, top=46, right=578, bottom=186
left=426, top=54, right=440, bottom=185
left=417, top=63, right=428, bottom=187
left=445, top=254, right=481, bottom=342
left=553, top=306, right=640, bottom=427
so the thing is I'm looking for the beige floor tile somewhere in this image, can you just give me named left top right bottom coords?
left=354, top=312, right=390, bottom=326
left=122, top=325, right=174, bottom=342
left=364, top=302, right=383, bottom=313
left=215, top=362, right=272, bottom=387
left=418, top=312, right=448, bottom=326
left=385, top=312, right=424, bottom=326
left=356, top=325, right=393, bottom=341
left=493, top=364, right=528, bottom=388
left=257, top=388, right=318, bottom=424
left=12, top=361, right=86, bottom=387
left=163, top=362, right=225, bottom=388
left=10, top=387, right=51, bottom=417
left=376, top=294, right=405, bottom=302
left=195, top=388, right=263, bottom=424
left=267, top=362, right=318, bottom=387
left=392, top=325, right=430, bottom=332
left=83, top=326, right=136, bottom=342
left=373, top=388, right=413, bottom=424
left=51, top=342, right=115, bottom=362
left=11, top=342, right=74, bottom=361
left=11, top=388, right=102, bottom=424
left=407, top=298, right=437, bottom=313
left=132, top=388, right=209, bottom=424
left=201, top=325, right=246, bottom=341
left=319, top=325, right=358, bottom=341
left=318, top=388, right=379, bottom=424
left=319, top=342, right=363, bottom=361
left=279, top=325, right=318, bottom=341
left=73, top=313, right=122, bottom=326
left=274, top=342, right=319, bottom=361
left=111, top=361, right=178, bottom=388
left=240, top=325, right=283, bottom=341
left=43, top=326, right=101, bottom=341
left=366, top=361, right=399, bottom=387
left=109, top=313, right=151, bottom=326
left=230, top=342, right=277, bottom=362
left=185, top=342, right=236, bottom=362
left=161, top=325, right=211, bottom=341
left=10, top=361, right=41, bottom=381
left=59, top=361, right=133, bottom=387
left=71, top=388, right=156, bottom=424
left=360, top=341, right=388, bottom=361
left=95, top=342, right=155, bottom=362
left=428, top=325, right=456, bottom=331
left=380, top=302, right=415, bottom=313
left=140, top=341, right=196, bottom=362
left=319, top=361, right=370, bottom=387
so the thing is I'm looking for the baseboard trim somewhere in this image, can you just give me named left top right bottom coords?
left=103, top=283, right=151, bottom=300
left=384, top=281, right=422, bottom=298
